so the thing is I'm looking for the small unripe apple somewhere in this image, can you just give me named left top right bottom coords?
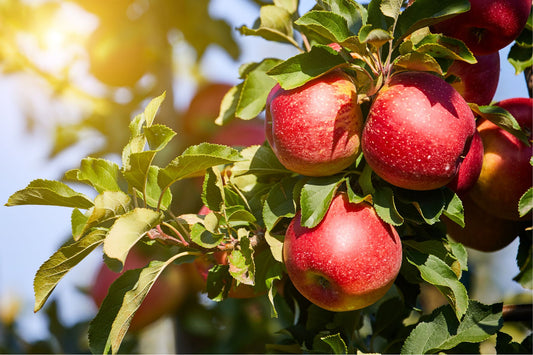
left=90, top=249, right=190, bottom=332
left=447, top=130, right=484, bottom=196
left=431, top=0, right=532, bottom=55
left=444, top=193, right=524, bottom=252
left=446, top=52, right=500, bottom=106
left=469, top=97, right=533, bottom=221
left=266, top=70, right=364, bottom=176
left=362, top=71, right=476, bottom=191
left=283, top=193, right=402, bottom=312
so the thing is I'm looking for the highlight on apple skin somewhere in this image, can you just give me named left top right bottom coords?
left=469, top=97, right=533, bottom=221
left=431, top=0, right=532, bottom=56
left=266, top=70, right=364, bottom=177
left=361, top=71, right=476, bottom=191
left=282, top=193, right=402, bottom=312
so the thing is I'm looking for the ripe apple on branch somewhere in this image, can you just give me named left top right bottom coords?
left=5, top=0, right=533, bottom=353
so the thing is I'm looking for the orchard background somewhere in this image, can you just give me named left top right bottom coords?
left=0, top=0, right=532, bottom=354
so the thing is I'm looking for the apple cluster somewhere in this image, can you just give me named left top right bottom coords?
left=265, top=0, right=532, bottom=312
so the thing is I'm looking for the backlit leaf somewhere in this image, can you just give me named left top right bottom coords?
left=64, top=158, right=121, bottom=193
left=519, top=188, right=533, bottom=218
left=295, top=11, right=352, bottom=43
left=103, top=208, right=163, bottom=272
left=34, top=228, right=107, bottom=312
left=263, top=177, right=298, bottom=231
left=6, top=179, right=94, bottom=209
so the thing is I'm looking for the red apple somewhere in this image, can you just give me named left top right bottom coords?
left=469, top=97, right=533, bottom=221
left=431, top=0, right=532, bottom=55
left=283, top=193, right=402, bottom=312
left=447, top=130, right=484, bottom=196
left=90, top=249, right=191, bottom=332
left=183, top=83, right=233, bottom=140
left=446, top=52, right=500, bottom=106
left=265, top=70, right=364, bottom=176
left=208, top=119, right=265, bottom=147
left=444, top=193, right=524, bottom=252
left=361, top=71, right=476, bottom=191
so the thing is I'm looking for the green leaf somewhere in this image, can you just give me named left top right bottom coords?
left=236, top=59, right=281, bottom=120
left=405, top=248, right=468, bottom=320
left=401, top=301, right=503, bottom=354
left=373, top=186, right=404, bottom=226
left=6, top=179, right=94, bottom=209
left=215, top=84, right=241, bottom=126
left=239, top=5, right=298, bottom=47
left=380, top=0, right=403, bottom=20
left=412, top=34, right=476, bottom=64
left=71, top=208, right=88, bottom=239
left=319, top=333, right=348, bottom=354
left=263, top=177, right=298, bottom=231
left=158, top=143, right=243, bottom=191
left=395, top=0, right=471, bottom=41
left=74, top=191, right=132, bottom=240
left=228, top=233, right=255, bottom=285
left=202, top=167, right=225, bottom=212
left=469, top=104, right=530, bottom=145
left=519, top=188, right=533, bottom=218
left=34, top=228, right=107, bottom=312
left=64, top=158, right=121, bottom=193
left=141, top=166, right=172, bottom=210
left=358, top=24, right=393, bottom=46
left=300, top=175, right=345, bottom=228
left=442, top=189, right=465, bottom=228
left=274, top=0, right=298, bottom=14
left=103, top=208, right=163, bottom=272
left=190, top=223, right=225, bottom=249
left=508, top=42, right=533, bottom=74
left=231, top=144, right=292, bottom=177
left=143, top=91, right=166, bottom=127
left=267, top=44, right=349, bottom=90
left=122, top=150, right=157, bottom=195
left=144, top=124, right=176, bottom=151
left=88, top=252, right=191, bottom=354
left=404, top=239, right=467, bottom=278
left=396, top=188, right=447, bottom=225
left=514, top=235, right=532, bottom=289
left=317, top=0, right=367, bottom=34
left=393, top=52, right=443, bottom=74
left=295, top=11, right=352, bottom=43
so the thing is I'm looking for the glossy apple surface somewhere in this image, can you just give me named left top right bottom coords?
left=90, top=250, right=190, bottom=332
left=432, top=0, right=532, bottom=55
left=447, top=130, right=484, bottom=196
left=266, top=70, right=363, bottom=176
left=283, top=194, right=402, bottom=312
left=469, top=97, right=533, bottom=221
left=444, top=193, right=524, bottom=252
left=447, top=52, right=500, bottom=106
left=362, top=71, right=476, bottom=190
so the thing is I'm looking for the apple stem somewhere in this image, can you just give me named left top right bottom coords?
left=301, top=34, right=312, bottom=52
left=160, top=222, right=190, bottom=247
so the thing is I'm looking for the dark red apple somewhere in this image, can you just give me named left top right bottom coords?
left=444, top=193, right=524, bottom=252
left=431, top=0, right=532, bottom=55
left=447, top=130, right=484, bottom=196
left=265, top=70, right=364, bottom=176
left=361, top=71, right=476, bottom=191
left=283, top=193, right=402, bottom=312
left=446, top=52, right=500, bottom=106
left=469, top=97, right=533, bottom=221
left=90, top=249, right=190, bottom=332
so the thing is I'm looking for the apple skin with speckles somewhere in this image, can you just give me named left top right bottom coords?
left=446, top=52, right=500, bottom=106
left=283, top=193, right=402, bottom=312
left=469, top=97, right=533, bottom=221
left=447, top=130, right=484, bottom=196
left=361, top=71, right=476, bottom=191
left=265, top=70, right=364, bottom=176
left=431, top=0, right=532, bottom=56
